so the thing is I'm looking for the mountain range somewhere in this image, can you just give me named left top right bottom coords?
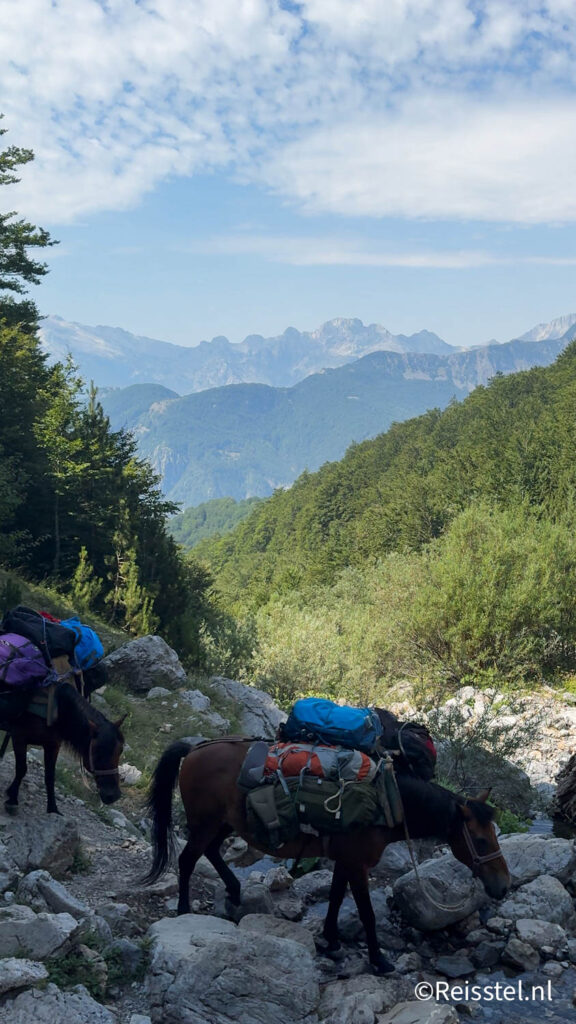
left=40, top=315, right=456, bottom=393
left=97, top=326, right=575, bottom=508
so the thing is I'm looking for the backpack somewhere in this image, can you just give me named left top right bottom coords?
left=279, top=698, right=383, bottom=755
left=264, top=742, right=377, bottom=783
left=377, top=708, right=437, bottom=781
left=59, top=617, right=104, bottom=670
left=0, top=634, right=54, bottom=689
left=1, top=606, right=76, bottom=664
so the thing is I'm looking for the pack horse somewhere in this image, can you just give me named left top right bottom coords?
left=0, top=607, right=124, bottom=814
left=144, top=726, right=511, bottom=974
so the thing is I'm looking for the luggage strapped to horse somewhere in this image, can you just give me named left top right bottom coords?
left=239, top=738, right=405, bottom=850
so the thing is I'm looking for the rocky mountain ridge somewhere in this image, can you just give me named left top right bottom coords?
left=100, top=335, right=568, bottom=507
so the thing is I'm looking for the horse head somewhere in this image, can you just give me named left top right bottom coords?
left=448, top=789, right=510, bottom=899
left=85, top=714, right=126, bottom=805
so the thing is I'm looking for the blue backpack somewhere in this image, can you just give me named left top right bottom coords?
left=60, top=618, right=104, bottom=671
left=280, top=698, right=383, bottom=755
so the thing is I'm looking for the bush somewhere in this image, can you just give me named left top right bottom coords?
left=404, top=503, right=576, bottom=685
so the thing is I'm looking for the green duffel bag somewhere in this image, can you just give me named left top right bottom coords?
left=288, top=775, right=380, bottom=834
left=245, top=780, right=301, bottom=849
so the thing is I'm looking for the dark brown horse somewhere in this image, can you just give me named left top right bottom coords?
left=1, top=681, right=125, bottom=814
left=144, top=737, right=511, bottom=973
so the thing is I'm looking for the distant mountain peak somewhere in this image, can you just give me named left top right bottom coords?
left=517, top=313, right=576, bottom=343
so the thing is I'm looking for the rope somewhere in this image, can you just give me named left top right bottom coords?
left=394, top=781, right=480, bottom=914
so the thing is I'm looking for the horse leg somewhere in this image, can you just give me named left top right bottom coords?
left=204, top=827, right=242, bottom=906
left=319, top=860, right=348, bottom=954
left=5, top=735, right=27, bottom=813
left=347, top=863, right=395, bottom=974
left=177, top=820, right=226, bottom=915
left=43, top=741, right=61, bottom=814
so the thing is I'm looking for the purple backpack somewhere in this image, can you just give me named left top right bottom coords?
left=0, top=633, right=53, bottom=689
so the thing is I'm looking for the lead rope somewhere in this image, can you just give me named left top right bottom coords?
left=394, top=781, right=500, bottom=914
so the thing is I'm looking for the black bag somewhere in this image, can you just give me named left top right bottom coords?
left=1, top=606, right=76, bottom=665
left=378, top=709, right=437, bottom=781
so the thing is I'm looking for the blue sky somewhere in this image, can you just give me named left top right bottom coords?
left=2, top=0, right=576, bottom=347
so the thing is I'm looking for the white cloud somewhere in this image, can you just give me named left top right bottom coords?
left=2, top=0, right=576, bottom=223
left=187, top=233, right=576, bottom=267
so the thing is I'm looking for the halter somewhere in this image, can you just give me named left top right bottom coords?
left=398, top=787, right=505, bottom=913
left=84, top=739, right=120, bottom=779
left=462, top=819, right=504, bottom=874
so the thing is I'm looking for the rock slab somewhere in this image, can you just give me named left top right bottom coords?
left=146, top=913, right=319, bottom=1024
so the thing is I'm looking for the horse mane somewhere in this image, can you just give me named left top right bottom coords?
left=395, top=773, right=495, bottom=839
left=55, top=682, right=122, bottom=758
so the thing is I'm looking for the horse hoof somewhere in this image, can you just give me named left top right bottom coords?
left=315, top=937, right=344, bottom=960
left=370, top=954, right=395, bottom=975
left=4, top=802, right=18, bottom=816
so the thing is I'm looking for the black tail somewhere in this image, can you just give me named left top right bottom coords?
left=141, top=740, right=192, bottom=884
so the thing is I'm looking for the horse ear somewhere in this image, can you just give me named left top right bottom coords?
left=475, top=788, right=492, bottom=803
left=114, top=713, right=128, bottom=729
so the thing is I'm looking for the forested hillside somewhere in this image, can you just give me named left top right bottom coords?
left=100, top=336, right=567, bottom=507
left=168, top=496, right=263, bottom=548
left=197, top=345, right=576, bottom=703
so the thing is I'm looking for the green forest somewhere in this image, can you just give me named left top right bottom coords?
left=3, top=119, right=576, bottom=711
left=196, top=343, right=576, bottom=705
left=168, top=496, right=263, bottom=548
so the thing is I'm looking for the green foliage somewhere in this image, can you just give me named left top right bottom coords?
left=203, top=348, right=576, bottom=614
left=496, top=807, right=530, bottom=834
left=0, top=574, right=22, bottom=614
left=70, top=546, right=103, bottom=612
left=0, top=116, right=57, bottom=331
left=404, top=503, right=576, bottom=684
left=169, top=495, right=264, bottom=549
left=45, top=950, right=105, bottom=1001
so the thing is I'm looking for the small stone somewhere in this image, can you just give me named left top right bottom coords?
left=501, top=937, right=540, bottom=971
left=542, top=960, right=564, bottom=978
left=434, top=953, right=476, bottom=977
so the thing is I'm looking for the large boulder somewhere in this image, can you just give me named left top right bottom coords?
left=103, top=635, right=187, bottom=693
left=392, top=852, right=486, bottom=930
left=498, top=874, right=575, bottom=928
left=0, top=958, right=48, bottom=995
left=318, top=975, right=411, bottom=1024
left=17, top=869, right=92, bottom=918
left=146, top=914, right=319, bottom=1024
left=209, top=676, right=286, bottom=738
left=0, top=904, right=80, bottom=958
left=2, top=983, right=118, bottom=1023
left=4, top=816, right=81, bottom=879
left=498, top=834, right=576, bottom=887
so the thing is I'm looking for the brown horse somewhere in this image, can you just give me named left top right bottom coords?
left=1, top=681, right=125, bottom=815
left=144, top=737, right=511, bottom=973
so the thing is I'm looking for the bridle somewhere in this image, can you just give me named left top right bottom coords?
left=399, top=790, right=505, bottom=913
left=84, top=739, right=120, bottom=779
left=461, top=818, right=504, bottom=875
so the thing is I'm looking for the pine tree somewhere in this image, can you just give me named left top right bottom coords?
left=70, top=546, right=103, bottom=612
left=0, top=115, right=57, bottom=331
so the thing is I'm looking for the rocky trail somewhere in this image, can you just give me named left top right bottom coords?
left=3, top=642, right=576, bottom=1022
